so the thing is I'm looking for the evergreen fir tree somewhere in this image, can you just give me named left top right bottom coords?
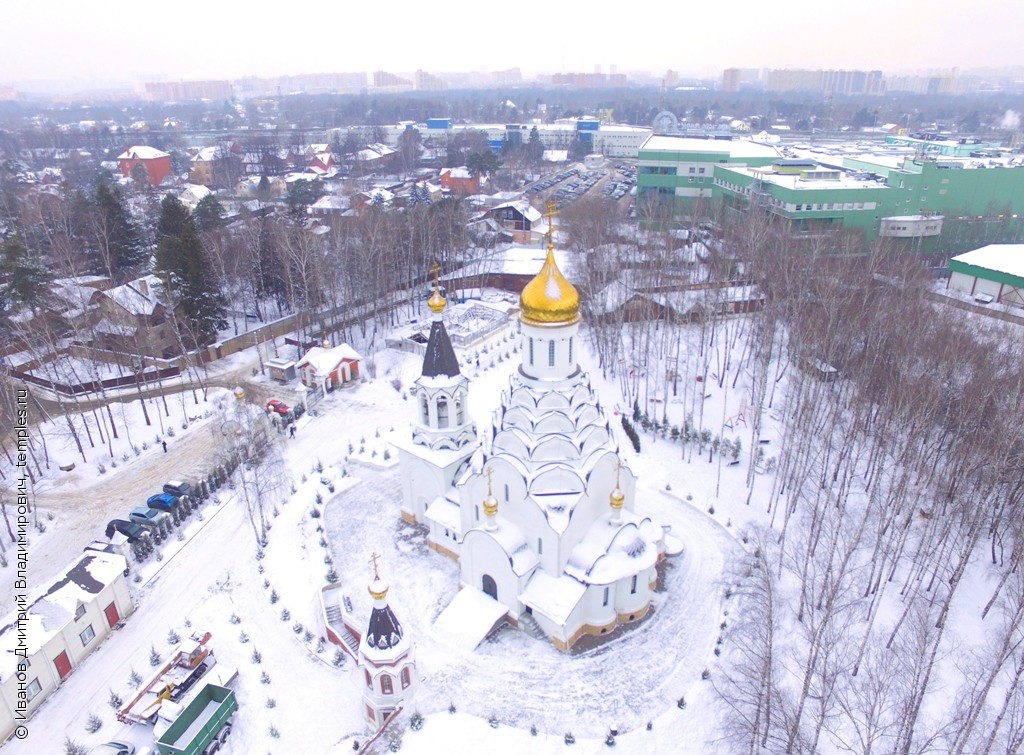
left=156, top=222, right=227, bottom=348
left=157, top=194, right=192, bottom=240
left=193, top=194, right=226, bottom=231
left=92, top=182, right=145, bottom=275
left=0, top=235, right=53, bottom=319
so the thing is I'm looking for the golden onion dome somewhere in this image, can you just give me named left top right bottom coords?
left=427, top=282, right=446, bottom=315
left=368, top=577, right=389, bottom=601
left=483, top=493, right=499, bottom=517
left=609, top=487, right=625, bottom=510
left=520, top=248, right=579, bottom=326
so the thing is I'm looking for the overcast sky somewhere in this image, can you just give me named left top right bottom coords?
left=3, top=0, right=1022, bottom=87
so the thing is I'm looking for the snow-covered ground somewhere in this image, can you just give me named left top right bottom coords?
left=0, top=307, right=755, bottom=754
left=8, top=291, right=1011, bottom=754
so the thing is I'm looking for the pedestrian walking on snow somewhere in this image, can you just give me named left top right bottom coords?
left=289, top=425, right=296, bottom=439
left=162, top=440, right=168, bottom=453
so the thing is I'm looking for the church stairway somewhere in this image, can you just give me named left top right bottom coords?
left=518, top=612, right=547, bottom=640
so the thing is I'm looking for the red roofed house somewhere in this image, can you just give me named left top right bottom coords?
left=439, top=166, right=480, bottom=195
left=117, top=146, right=172, bottom=186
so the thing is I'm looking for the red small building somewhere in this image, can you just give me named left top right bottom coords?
left=296, top=343, right=362, bottom=394
left=117, top=146, right=172, bottom=186
left=439, top=166, right=480, bottom=195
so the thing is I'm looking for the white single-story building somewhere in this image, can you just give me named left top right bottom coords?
left=0, top=551, right=133, bottom=739
left=948, top=244, right=1024, bottom=307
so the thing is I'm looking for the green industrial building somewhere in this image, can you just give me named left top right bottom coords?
left=637, top=135, right=1024, bottom=255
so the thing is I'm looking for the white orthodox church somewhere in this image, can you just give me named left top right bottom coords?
left=396, top=241, right=676, bottom=650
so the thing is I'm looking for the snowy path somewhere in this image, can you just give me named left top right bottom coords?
left=1, top=487, right=359, bottom=755
left=0, top=415, right=228, bottom=609
left=324, top=472, right=739, bottom=738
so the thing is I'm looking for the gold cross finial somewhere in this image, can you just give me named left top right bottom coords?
left=545, top=200, right=557, bottom=254
left=614, top=458, right=623, bottom=488
left=369, top=551, right=381, bottom=580
left=430, top=260, right=441, bottom=286
left=485, top=466, right=494, bottom=497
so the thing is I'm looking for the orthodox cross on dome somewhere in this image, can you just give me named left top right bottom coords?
left=369, top=551, right=382, bottom=581
left=427, top=260, right=446, bottom=315
left=614, top=457, right=623, bottom=488
left=545, top=199, right=558, bottom=253
left=485, top=465, right=494, bottom=496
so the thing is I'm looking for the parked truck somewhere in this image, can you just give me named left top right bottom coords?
left=154, top=683, right=236, bottom=755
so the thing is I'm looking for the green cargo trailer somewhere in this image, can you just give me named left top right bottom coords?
left=155, top=684, right=237, bottom=755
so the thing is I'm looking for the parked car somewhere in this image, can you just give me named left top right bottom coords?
left=89, top=743, right=135, bottom=755
left=129, top=507, right=171, bottom=527
left=266, top=399, right=291, bottom=416
left=163, top=480, right=193, bottom=499
left=105, top=519, right=150, bottom=542
left=146, top=493, right=180, bottom=511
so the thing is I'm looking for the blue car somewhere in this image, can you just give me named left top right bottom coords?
left=146, top=492, right=180, bottom=511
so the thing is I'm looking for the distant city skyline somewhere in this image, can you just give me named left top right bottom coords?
left=3, top=1, right=1023, bottom=90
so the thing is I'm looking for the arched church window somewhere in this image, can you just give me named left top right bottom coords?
left=548, top=340, right=555, bottom=367
left=364, top=669, right=372, bottom=688
left=455, top=398, right=464, bottom=425
left=529, top=337, right=534, bottom=365
left=569, top=337, right=573, bottom=364
left=420, top=395, right=429, bottom=424
left=437, top=397, right=449, bottom=428
left=630, top=575, right=638, bottom=595
left=381, top=673, right=393, bottom=695
left=401, top=667, right=411, bottom=689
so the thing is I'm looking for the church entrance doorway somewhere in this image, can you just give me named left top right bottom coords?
left=482, top=574, right=497, bottom=601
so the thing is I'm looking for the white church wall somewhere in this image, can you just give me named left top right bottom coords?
left=520, top=321, right=581, bottom=381
left=613, top=566, right=655, bottom=617
left=461, top=532, right=520, bottom=614
left=582, top=582, right=618, bottom=629
left=399, top=454, right=446, bottom=521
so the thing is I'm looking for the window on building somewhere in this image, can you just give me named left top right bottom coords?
left=504, top=484, right=509, bottom=502
left=548, top=341, right=555, bottom=367
left=420, top=396, right=429, bottom=424
left=529, top=338, right=534, bottom=365
left=795, top=204, right=803, bottom=211
left=365, top=669, right=372, bottom=688
left=568, top=337, right=573, bottom=364
left=26, top=678, right=41, bottom=702
left=79, top=624, right=96, bottom=647
left=698, top=167, right=705, bottom=174
left=538, top=538, right=543, bottom=554
left=630, top=575, right=638, bottom=595
left=74, top=604, right=86, bottom=620
left=401, top=667, right=411, bottom=689
left=688, top=167, right=696, bottom=174
left=455, top=399, right=464, bottom=425
left=603, top=587, right=610, bottom=607
left=437, top=397, right=449, bottom=429
left=381, top=674, right=393, bottom=695
left=475, top=505, right=480, bottom=521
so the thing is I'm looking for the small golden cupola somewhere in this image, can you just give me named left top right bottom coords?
left=483, top=467, right=499, bottom=531
left=427, top=261, right=446, bottom=315
left=609, top=459, right=625, bottom=524
left=520, top=202, right=579, bottom=327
